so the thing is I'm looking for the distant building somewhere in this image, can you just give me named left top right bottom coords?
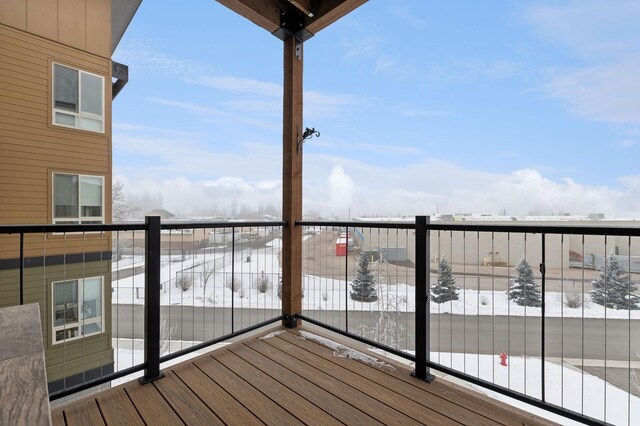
left=145, top=208, right=176, bottom=220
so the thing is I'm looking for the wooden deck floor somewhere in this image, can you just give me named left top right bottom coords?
left=51, top=327, right=553, bottom=425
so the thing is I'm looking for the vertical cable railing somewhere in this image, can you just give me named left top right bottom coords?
left=0, top=218, right=284, bottom=401
left=295, top=218, right=640, bottom=425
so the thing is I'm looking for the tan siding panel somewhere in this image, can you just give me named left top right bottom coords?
left=0, top=60, right=47, bottom=86
left=0, top=120, right=109, bottom=145
left=58, top=0, right=86, bottom=51
left=0, top=43, right=48, bottom=72
left=0, top=148, right=108, bottom=169
left=0, top=136, right=108, bottom=157
left=86, top=0, right=111, bottom=58
left=0, top=198, right=46, bottom=207
left=26, top=0, right=58, bottom=41
left=0, top=0, right=27, bottom=31
left=0, top=83, right=47, bottom=102
left=0, top=101, right=47, bottom=120
left=0, top=24, right=109, bottom=71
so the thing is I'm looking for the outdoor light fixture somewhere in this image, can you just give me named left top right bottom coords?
left=297, top=127, right=320, bottom=153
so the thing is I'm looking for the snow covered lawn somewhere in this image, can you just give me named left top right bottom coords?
left=112, top=245, right=640, bottom=319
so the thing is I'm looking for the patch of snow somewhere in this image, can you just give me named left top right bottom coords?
left=299, top=330, right=394, bottom=371
left=259, top=330, right=286, bottom=340
left=266, top=238, right=282, bottom=248
left=111, top=248, right=640, bottom=320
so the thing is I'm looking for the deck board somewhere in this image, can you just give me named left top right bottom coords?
left=244, top=336, right=422, bottom=425
left=172, top=363, right=261, bottom=425
left=230, top=342, right=384, bottom=425
left=95, top=388, right=144, bottom=426
left=63, top=398, right=104, bottom=426
left=193, top=354, right=304, bottom=426
left=152, top=370, right=224, bottom=426
left=214, top=349, right=341, bottom=425
left=52, top=326, right=555, bottom=426
left=281, top=330, right=544, bottom=426
left=264, top=333, right=457, bottom=425
left=278, top=330, right=501, bottom=426
left=124, top=378, right=185, bottom=426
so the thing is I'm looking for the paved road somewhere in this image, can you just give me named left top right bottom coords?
left=112, top=305, right=640, bottom=361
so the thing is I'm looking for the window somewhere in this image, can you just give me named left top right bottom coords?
left=53, top=173, right=104, bottom=224
left=52, top=276, right=103, bottom=344
left=52, top=63, right=104, bottom=133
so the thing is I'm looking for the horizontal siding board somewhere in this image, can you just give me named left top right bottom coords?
left=0, top=145, right=109, bottom=168
left=1, top=136, right=109, bottom=158
left=0, top=84, right=47, bottom=102
left=0, top=42, right=49, bottom=70
left=0, top=103, right=47, bottom=121
left=0, top=24, right=109, bottom=68
left=0, top=120, right=110, bottom=145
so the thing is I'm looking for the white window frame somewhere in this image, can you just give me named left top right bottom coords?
left=52, top=173, right=105, bottom=224
left=51, top=276, right=104, bottom=345
left=52, top=63, right=105, bottom=133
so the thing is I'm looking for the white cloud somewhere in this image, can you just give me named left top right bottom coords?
left=525, top=0, right=640, bottom=60
left=614, top=139, right=638, bottom=149
left=194, top=75, right=281, bottom=97
left=327, top=165, right=355, bottom=213
left=525, top=1, right=640, bottom=126
left=116, top=143, right=640, bottom=218
left=353, top=142, right=421, bottom=155
left=543, top=62, right=640, bottom=125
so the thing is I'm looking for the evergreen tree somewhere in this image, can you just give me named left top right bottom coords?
left=350, top=252, right=378, bottom=302
left=591, top=254, right=639, bottom=310
left=508, top=258, right=542, bottom=307
left=431, top=258, right=459, bottom=303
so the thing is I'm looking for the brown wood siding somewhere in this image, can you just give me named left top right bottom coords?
left=0, top=0, right=111, bottom=57
left=0, top=23, right=112, bottom=259
left=0, top=262, right=113, bottom=383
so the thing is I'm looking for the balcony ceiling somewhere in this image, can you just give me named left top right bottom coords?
left=112, top=0, right=143, bottom=53
left=216, top=0, right=368, bottom=41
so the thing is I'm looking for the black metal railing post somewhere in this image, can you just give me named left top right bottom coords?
left=140, top=215, right=164, bottom=384
left=540, top=233, right=546, bottom=402
left=19, top=232, right=24, bottom=305
left=412, top=216, right=434, bottom=382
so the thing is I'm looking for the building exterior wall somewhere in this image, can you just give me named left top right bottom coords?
left=0, top=0, right=114, bottom=391
left=0, top=0, right=111, bottom=57
left=357, top=220, right=640, bottom=271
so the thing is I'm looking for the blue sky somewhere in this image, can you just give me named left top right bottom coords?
left=112, top=1, right=640, bottom=218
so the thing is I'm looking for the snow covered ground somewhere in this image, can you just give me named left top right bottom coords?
left=112, top=243, right=640, bottom=320
left=432, top=351, right=640, bottom=425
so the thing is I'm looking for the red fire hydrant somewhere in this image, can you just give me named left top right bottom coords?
left=499, top=352, right=508, bottom=366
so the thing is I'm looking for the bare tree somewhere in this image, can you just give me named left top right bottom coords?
left=112, top=178, right=141, bottom=222
left=200, top=261, right=216, bottom=294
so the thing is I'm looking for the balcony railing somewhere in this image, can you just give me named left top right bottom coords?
left=298, top=217, right=640, bottom=426
left=3, top=216, right=640, bottom=424
left=0, top=218, right=285, bottom=399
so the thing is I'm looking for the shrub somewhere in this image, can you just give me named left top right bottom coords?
left=256, top=273, right=271, bottom=294
left=564, top=283, right=583, bottom=309
left=225, top=275, right=242, bottom=292
left=177, top=275, right=193, bottom=292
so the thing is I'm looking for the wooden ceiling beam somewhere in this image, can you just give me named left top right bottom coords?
left=216, top=0, right=368, bottom=39
left=215, top=0, right=281, bottom=33
left=306, top=0, right=367, bottom=34
left=287, top=0, right=314, bottom=17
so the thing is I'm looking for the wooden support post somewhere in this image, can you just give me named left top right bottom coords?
left=282, top=35, right=303, bottom=327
